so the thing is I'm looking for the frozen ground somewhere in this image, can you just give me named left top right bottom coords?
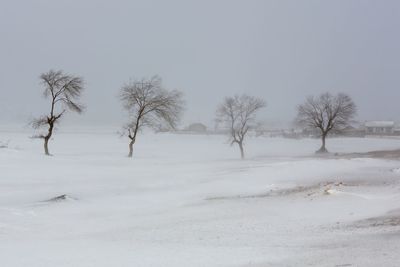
left=1, top=127, right=400, bottom=267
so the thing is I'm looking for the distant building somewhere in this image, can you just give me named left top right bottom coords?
left=395, top=127, right=400, bottom=136
left=336, top=125, right=363, bottom=137
left=186, top=123, right=207, bottom=133
left=301, top=127, right=321, bottom=138
left=365, top=121, right=395, bottom=135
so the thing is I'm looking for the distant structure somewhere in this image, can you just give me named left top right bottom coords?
left=185, top=123, right=207, bottom=133
left=341, top=125, right=365, bottom=137
left=365, top=121, right=395, bottom=135
left=254, top=123, right=282, bottom=137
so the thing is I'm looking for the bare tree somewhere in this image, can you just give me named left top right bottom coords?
left=216, top=95, right=266, bottom=159
left=296, top=93, right=356, bottom=153
left=120, top=75, right=184, bottom=157
left=32, top=70, right=85, bottom=155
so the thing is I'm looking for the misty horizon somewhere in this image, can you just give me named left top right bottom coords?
left=1, top=0, right=399, bottom=128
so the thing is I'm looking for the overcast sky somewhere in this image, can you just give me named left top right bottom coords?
left=0, top=0, right=399, bottom=127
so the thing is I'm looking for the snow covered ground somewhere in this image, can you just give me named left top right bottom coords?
left=1, top=127, right=400, bottom=266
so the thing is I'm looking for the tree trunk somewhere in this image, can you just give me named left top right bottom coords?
left=43, top=122, right=54, bottom=156
left=238, top=142, right=245, bottom=159
left=317, top=133, right=328, bottom=153
left=127, top=117, right=141, bottom=158
left=128, top=138, right=135, bottom=158
left=44, top=137, right=50, bottom=156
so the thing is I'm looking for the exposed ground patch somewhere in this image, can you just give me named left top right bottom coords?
left=43, top=194, right=78, bottom=203
left=338, top=149, right=400, bottom=160
left=206, top=181, right=355, bottom=201
left=352, top=209, right=400, bottom=228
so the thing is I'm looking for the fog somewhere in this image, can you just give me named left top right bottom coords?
left=2, top=2, right=400, bottom=265
left=1, top=0, right=399, bottom=127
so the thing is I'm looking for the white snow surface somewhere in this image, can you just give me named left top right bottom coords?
left=1, top=128, right=400, bottom=266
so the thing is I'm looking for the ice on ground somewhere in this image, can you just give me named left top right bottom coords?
left=1, top=127, right=400, bottom=266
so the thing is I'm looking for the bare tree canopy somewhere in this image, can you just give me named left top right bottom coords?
left=216, top=94, right=266, bottom=159
left=32, top=70, right=85, bottom=155
left=120, top=75, right=184, bottom=157
left=296, top=92, right=357, bottom=153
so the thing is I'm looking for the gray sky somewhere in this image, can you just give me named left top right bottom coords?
left=0, top=0, right=399, bottom=127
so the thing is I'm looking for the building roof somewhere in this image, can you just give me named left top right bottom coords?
left=365, top=121, right=395, bottom=128
left=186, top=123, right=207, bottom=132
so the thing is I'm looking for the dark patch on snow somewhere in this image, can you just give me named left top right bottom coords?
left=0, top=141, right=9, bottom=148
left=44, top=194, right=77, bottom=202
left=302, top=148, right=400, bottom=160
left=352, top=209, right=400, bottom=228
left=338, top=149, right=400, bottom=160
